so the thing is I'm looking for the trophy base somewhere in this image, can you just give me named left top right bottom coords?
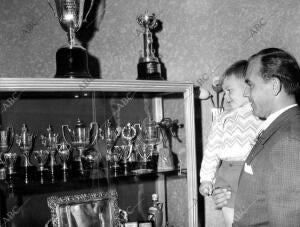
left=55, top=46, right=91, bottom=78
left=137, top=62, right=163, bottom=80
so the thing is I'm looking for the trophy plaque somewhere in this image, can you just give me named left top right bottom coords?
left=49, top=0, right=94, bottom=78
left=136, top=12, right=163, bottom=80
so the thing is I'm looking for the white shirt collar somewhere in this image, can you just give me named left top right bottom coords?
left=258, top=104, right=298, bottom=132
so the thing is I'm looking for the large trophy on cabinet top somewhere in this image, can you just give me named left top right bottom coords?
left=136, top=12, right=162, bottom=80
left=48, top=0, right=94, bottom=78
left=62, top=119, right=98, bottom=173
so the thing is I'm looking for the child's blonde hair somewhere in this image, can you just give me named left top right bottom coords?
left=221, top=60, right=248, bottom=83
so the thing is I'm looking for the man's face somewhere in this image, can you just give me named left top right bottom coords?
left=244, top=57, right=274, bottom=119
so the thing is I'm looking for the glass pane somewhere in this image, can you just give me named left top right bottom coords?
left=0, top=88, right=191, bottom=227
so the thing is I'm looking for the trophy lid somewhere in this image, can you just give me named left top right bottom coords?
left=21, top=124, right=28, bottom=132
left=75, top=118, right=86, bottom=128
left=137, top=12, right=157, bottom=30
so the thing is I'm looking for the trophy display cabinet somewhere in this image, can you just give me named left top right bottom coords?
left=0, top=78, right=198, bottom=227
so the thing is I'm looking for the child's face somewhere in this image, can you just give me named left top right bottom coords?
left=222, top=75, right=249, bottom=110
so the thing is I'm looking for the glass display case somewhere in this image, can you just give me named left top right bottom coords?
left=0, top=78, right=198, bottom=227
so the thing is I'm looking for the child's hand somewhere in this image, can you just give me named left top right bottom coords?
left=199, top=181, right=213, bottom=196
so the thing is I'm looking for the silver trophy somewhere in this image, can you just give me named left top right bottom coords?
left=48, top=0, right=94, bottom=78
left=137, top=12, right=162, bottom=80
left=0, top=126, right=14, bottom=165
left=33, top=149, right=50, bottom=172
left=110, top=145, right=123, bottom=176
left=15, top=124, right=34, bottom=184
left=121, top=122, right=138, bottom=170
left=33, top=149, right=50, bottom=184
left=141, top=118, right=160, bottom=153
left=99, top=120, right=121, bottom=163
left=137, top=118, right=160, bottom=171
left=57, top=142, right=71, bottom=171
left=40, top=125, right=59, bottom=175
left=62, top=119, right=98, bottom=173
left=4, top=152, right=17, bottom=175
left=57, top=142, right=71, bottom=182
left=15, top=124, right=34, bottom=168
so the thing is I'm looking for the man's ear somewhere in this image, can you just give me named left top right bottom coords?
left=272, top=77, right=281, bottom=96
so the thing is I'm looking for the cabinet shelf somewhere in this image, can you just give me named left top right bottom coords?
left=0, top=168, right=186, bottom=196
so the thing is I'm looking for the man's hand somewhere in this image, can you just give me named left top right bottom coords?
left=199, top=181, right=213, bottom=196
left=212, top=187, right=231, bottom=209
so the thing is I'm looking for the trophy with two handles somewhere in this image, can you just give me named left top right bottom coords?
left=48, top=0, right=94, bottom=78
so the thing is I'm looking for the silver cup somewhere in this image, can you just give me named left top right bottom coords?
left=4, top=152, right=17, bottom=175
left=0, top=126, right=14, bottom=165
left=15, top=124, right=34, bottom=168
left=141, top=117, right=160, bottom=154
left=99, top=120, right=121, bottom=163
left=40, top=125, right=59, bottom=174
left=121, top=122, right=138, bottom=169
left=110, top=145, right=123, bottom=176
left=33, top=149, right=50, bottom=172
left=62, top=119, right=98, bottom=173
left=49, top=0, right=94, bottom=47
left=48, top=0, right=95, bottom=78
left=57, top=142, right=71, bottom=171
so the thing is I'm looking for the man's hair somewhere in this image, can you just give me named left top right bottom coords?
left=249, top=48, right=300, bottom=95
left=222, top=60, right=248, bottom=81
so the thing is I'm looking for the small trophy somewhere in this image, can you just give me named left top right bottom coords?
left=4, top=152, right=17, bottom=175
left=99, top=120, right=121, bottom=163
left=110, top=145, right=123, bottom=176
left=57, top=142, right=71, bottom=171
left=137, top=118, right=160, bottom=172
left=48, top=0, right=94, bottom=78
left=141, top=118, right=160, bottom=153
left=121, top=122, right=138, bottom=171
left=157, top=118, right=184, bottom=171
left=15, top=124, right=35, bottom=184
left=136, top=12, right=163, bottom=80
left=57, top=142, right=71, bottom=182
left=40, top=125, right=59, bottom=175
left=0, top=126, right=14, bottom=165
left=62, top=119, right=98, bottom=173
left=15, top=124, right=34, bottom=168
left=33, top=149, right=50, bottom=184
left=33, top=150, right=50, bottom=172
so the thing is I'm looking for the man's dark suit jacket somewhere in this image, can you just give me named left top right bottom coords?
left=233, top=106, right=300, bottom=226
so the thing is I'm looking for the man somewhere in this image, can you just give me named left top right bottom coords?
left=213, top=48, right=300, bottom=226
